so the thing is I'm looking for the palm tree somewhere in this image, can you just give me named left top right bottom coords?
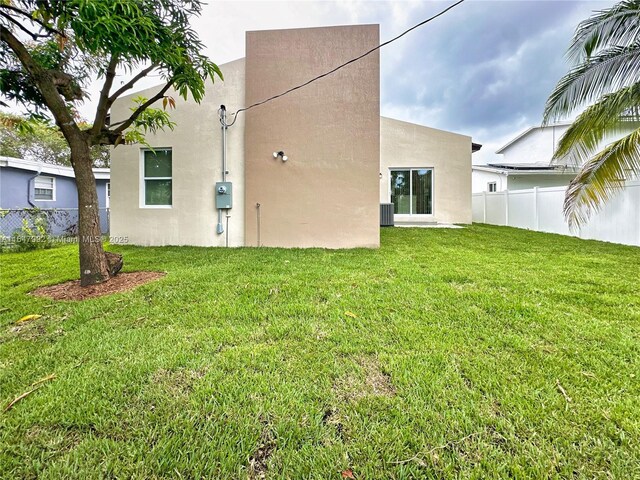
left=543, top=0, right=640, bottom=227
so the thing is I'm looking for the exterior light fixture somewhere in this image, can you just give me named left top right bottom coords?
left=273, top=150, right=288, bottom=162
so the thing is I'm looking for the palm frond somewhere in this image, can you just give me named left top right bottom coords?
left=568, top=0, right=640, bottom=61
left=553, top=82, right=640, bottom=166
left=564, top=127, right=640, bottom=227
left=544, top=43, right=640, bottom=124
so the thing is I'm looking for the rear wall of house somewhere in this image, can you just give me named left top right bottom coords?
left=243, top=25, right=380, bottom=248
left=109, top=58, right=246, bottom=246
left=380, top=117, right=472, bottom=224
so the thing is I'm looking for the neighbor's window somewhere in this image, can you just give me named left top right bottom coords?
left=390, top=168, right=433, bottom=215
left=142, top=149, right=172, bottom=206
left=488, top=182, right=497, bottom=192
left=34, top=175, right=55, bottom=201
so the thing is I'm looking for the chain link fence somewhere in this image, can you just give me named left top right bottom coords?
left=0, top=208, right=109, bottom=250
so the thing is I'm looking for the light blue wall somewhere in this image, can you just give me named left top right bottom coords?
left=0, top=167, right=109, bottom=208
left=0, top=167, right=110, bottom=235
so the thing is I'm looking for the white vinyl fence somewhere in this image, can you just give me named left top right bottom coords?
left=472, top=182, right=640, bottom=247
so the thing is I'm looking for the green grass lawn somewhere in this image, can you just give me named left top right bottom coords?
left=1, top=225, right=639, bottom=479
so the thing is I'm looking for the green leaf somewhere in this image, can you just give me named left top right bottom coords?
left=544, top=1, right=640, bottom=227
left=564, top=127, right=640, bottom=227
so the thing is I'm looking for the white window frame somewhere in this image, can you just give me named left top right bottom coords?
left=488, top=181, right=497, bottom=193
left=139, top=148, right=172, bottom=209
left=389, top=167, right=434, bottom=216
left=34, top=175, right=56, bottom=201
left=105, top=182, right=110, bottom=208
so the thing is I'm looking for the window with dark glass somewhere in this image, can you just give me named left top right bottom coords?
left=143, top=149, right=172, bottom=206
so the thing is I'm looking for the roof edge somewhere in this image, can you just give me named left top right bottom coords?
left=495, top=123, right=572, bottom=154
left=0, top=156, right=110, bottom=179
left=473, top=164, right=579, bottom=175
left=381, top=116, right=473, bottom=140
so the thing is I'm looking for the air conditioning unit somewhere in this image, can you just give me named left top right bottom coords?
left=380, top=203, right=394, bottom=227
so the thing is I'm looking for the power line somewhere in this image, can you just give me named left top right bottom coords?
left=224, top=0, right=465, bottom=126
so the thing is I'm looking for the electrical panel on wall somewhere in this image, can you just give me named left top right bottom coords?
left=215, top=182, right=233, bottom=209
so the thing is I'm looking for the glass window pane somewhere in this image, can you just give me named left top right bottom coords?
left=145, top=180, right=172, bottom=205
left=390, top=170, right=410, bottom=214
left=412, top=169, right=432, bottom=214
left=35, top=188, right=53, bottom=200
left=144, top=150, right=172, bottom=177
left=35, top=176, right=54, bottom=188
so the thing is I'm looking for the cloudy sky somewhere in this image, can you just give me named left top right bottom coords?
left=12, top=0, right=617, bottom=164
left=182, top=0, right=616, bottom=164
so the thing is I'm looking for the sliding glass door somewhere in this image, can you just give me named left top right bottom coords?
left=390, top=170, right=410, bottom=214
left=412, top=169, right=433, bottom=214
left=390, top=168, right=433, bottom=215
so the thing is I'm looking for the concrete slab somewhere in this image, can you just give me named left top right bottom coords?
left=393, top=223, right=463, bottom=229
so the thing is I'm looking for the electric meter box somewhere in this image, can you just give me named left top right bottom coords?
left=215, top=182, right=233, bottom=209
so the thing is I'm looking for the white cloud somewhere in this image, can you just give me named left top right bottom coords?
left=3, top=0, right=618, bottom=164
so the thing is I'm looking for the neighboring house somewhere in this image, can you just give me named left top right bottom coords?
left=472, top=124, right=577, bottom=193
left=0, top=156, right=110, bottom=235
left=472, top=122, right=639, bottom=193
left=110, top=25, right=479, bottom=248
left=470, top=124, right=640, bottom=247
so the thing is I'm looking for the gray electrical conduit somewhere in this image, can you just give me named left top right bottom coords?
left=217, top=105, right=228, bottom=238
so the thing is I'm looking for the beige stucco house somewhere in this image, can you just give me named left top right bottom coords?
left=110, top=24, right=477, bottom=248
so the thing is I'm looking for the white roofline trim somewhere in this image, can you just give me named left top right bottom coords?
left=0, top=156, right=110, bottom=180
left=472, top=165, right=578, bottom=176
left=472, top=166, right=509, bottom=175
left=495, top=123, right=572, bottom=154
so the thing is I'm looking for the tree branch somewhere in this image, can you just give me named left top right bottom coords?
left=0, top=4, right=66, bottom=38
left=111, top=79, right=176, bottom=134
left=107, top=64, right=158, bottom=106
left=90, top=54, right=119, bottom=138
left=0, top=27, right=78, bottom=137
left=0, top=11, right=48, bottom=40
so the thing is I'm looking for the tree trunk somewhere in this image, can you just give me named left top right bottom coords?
left=1, top=22, right=116, bottom=287
left=69, top=135, right=111, bottom=286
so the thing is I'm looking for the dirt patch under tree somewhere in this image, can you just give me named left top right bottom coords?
left=30, top=272, right=166, bottom=301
